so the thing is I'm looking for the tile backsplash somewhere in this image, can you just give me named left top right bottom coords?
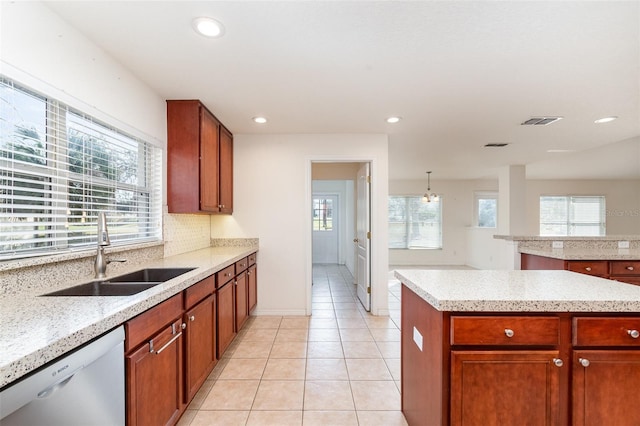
left=163, top=208, right=212, bottom=257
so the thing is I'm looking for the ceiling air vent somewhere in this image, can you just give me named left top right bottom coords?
left=521, top=117, right=563, bottom=126
left=485, top=143, right=509, bottom=148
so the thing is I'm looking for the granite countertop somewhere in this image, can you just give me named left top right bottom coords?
left=494, top=235, right=640, bottom=241
left=519, top=247, right=640, bottom=260
left=394, top=269, right=640, bottom=313
left=0, top=245, right=257, bottom=388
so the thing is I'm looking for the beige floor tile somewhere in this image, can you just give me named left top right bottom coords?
left=279, top=317, right=310, bottom=329
left=309, top=318, right=338, bottom=329
left=232, top=341, right=273, bottom=358
left=190, top=410, right=250, bottom=426
left=332, top=296, right=356, bottom=303
left=346, top=358, right=392, bottom=380
left=251, top=380, right=305, bottom=410
left=363, top=316, right=397, bottom=329
left=219, top=358, right=267, bottom=379
left=370, top=328, right=401, bottom=342
left=337, top=317, right=368, bottom=329
left=269, top=341, right=308, bottom=358
left=246, top=316, right=283, bottom=329
left=313, top=296, right=333, bottom=303
left=246, top=410, right=302, bottom=426
left=275, top=328, right=308, bottom=342
left=339, top=328, right=374, bottom=342
left=375, top=341, right=401, bottom=358
left=334, top=310, right=363, bottom=318
left=200, top=380, right=259, bottom=410
left=262, top=358, right=306, bottom=380
left=306, top=358, right=348, bottom=380
left=188, top=379, right=215, bottom=409
left=303, top=380, right=355, bottom=410
left=356, top=411, right=408, bottom=426
left=240, top=328, right=278, bottom=342
left=342, top=341, right=382, bottom=358
left=334, top=302, right=358, bottom=310
left=176, top=409, right=197, bottom=426
left=312, top=302, right=334, bottom=310
left=311, top=309, right=336, bottom=318
left=385, top=358, right=401, bottom=381
left=350, top=381, right=401, bottom=411
left=303, top=410, right=358, bottom=426
left=308, top=328, right=341, bottom=342
left=307, top=341, right=344, bottom=358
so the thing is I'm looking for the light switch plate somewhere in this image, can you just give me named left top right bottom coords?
left=552, top=241, right=564, bottom=249
left=618, top=241, right=630, bottom=249
left=413, top=326, right=423, bottom=351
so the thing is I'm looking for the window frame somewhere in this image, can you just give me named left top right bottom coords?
left=474, top=191, right=498, bottom=228
left=539, top=195, right=606, bottom=236
left=388, top=195, right=443, bottom=250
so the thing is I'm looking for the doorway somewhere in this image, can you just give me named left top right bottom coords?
left=312, top=195, right=339, bottom=264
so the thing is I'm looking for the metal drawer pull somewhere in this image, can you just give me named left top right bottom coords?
left=189, top=315, right=195, bottom=322
left=626, top=266, right=635, bottom=271
left=585, top=267, right=592, bottom=272
left=579, top=358, right=590, bottom=367
left=553, top=358, right=563, bottom=367
left=504, top=328, right=514, bottom=338
left=628, top=329, right=640, bottom=339
left=155, top=332, right=183, bottom=355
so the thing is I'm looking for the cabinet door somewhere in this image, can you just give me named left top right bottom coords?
left=451, top=351, right=561, bottom=426
left=235, top=271, right=248, bottom=331
left=126, top=319, right=184, bottom=426
left=218, top=126, right=233, bottom=214
left=184, top=294, right=216, bottom=402
left=217, top=282, right=236, bottom=358
left=572, top=350, right=640, bottom=426
left=199, top=108, right=220, bottom=212
left=248, top=263, right=257, bottom=313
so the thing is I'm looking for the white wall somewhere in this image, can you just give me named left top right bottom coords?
left=211, top=134, right=389, bottom=316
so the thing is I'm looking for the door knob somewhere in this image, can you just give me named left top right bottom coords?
left=353, top=238, right=359, bottom=243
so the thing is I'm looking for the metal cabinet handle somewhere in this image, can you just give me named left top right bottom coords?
left=628, top=329, right=640, bottom=339
left=627, top=266, right=635, bottom=271
left=189, top=315, right=195, bottom=322
left=585, top=267, right=592, bottom=272
left=553, top=358, right=563, bottom=367
left=218, top=204, right=222, bottom=209
left=181, top=323, right=186, bottom=330
left=579, top=358, right=590, bottom=367
left=504, top=328, right=514, bottom=338
left=155, top=332, right=183, bottom=355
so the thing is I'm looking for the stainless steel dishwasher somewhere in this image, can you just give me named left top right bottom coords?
left=0, top=326, right=125, bottom=426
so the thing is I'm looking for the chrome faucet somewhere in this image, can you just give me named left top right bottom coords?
left=94, top=212, right=125, bottom=279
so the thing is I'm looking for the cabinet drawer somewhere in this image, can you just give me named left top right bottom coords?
left=610, top=261, right=640, bottom=276
left=235, top=257, right=249, bottom=273
left=125, top=293, right=183, bottom=352
left=451, top=316, right=560, bottom=346
left=248, top=252, right=257, bottom=266
left=566, top=261, right=608, bottom=277
left=573, top=317, right=640, bottom=347
left=184, top=275, right=215, bottom=309
left=216, top=265, right=235, bottom=288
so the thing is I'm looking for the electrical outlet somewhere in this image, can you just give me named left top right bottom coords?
left=618, top=241, right=630, bottom=249
left=552, top=241, right=564, bottom=249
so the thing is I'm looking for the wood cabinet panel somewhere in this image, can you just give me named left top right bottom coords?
left=572, top=350, right=640, bottom=426
left=216, top=265, right=235, bottom=288
left=451, top=316, right=560, bottom=346
left=573, top=317, right=640, bottom=347
left=235, top=271, right=249, bottom=331
left=521, top=253, right=565, bottom=270
left=451, top=350, right=561, bottom=426
left=126, top=319, right=184, bottom=426
left=218, top=126, right=233, bottom=214
left=125, top=294, right=183, bottom=353
left=248, top=252, right=257, bottom=265
left=184, top=294, right=216, bottom=402
left=184, top=276, right=215, bottom=310
left=566, top=261, right=608, bottom=277
left=199, top=109, right=220, bottom=212
left=217, top=281, right=236, bottom=358
left=609, top=260, right=640, bottom=276
left=248, top=263, right=257, bottom=313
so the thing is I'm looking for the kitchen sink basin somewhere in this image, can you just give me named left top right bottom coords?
left=42, top=267, right=195, bottom=297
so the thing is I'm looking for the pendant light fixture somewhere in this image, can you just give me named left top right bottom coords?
left=422, top=171, right=439, bottom=203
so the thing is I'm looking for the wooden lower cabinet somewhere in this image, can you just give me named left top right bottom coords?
left=126, top=319, right=184, bottom=426
left=184, top=294, right=216, bottom=402
left=451, top=351, right=561, bottom=426
left=217, top=280, right=236, bottom=357
left=235, top=270, right=249, bottom=331
left=248, top=263, right=257, bottom=313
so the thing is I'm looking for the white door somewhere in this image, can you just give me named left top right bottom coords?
left=312, top=195, right=339, bottom=264
left=355, top=163, right=371, bottom=311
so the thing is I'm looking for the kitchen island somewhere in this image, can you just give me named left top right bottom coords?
left=395, top=269, right=640, bottom=426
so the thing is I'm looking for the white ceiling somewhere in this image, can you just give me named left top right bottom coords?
left=45, top=1, right=640, bottom=180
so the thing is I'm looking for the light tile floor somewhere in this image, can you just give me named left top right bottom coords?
left=177, top=264, right=407, bottom=426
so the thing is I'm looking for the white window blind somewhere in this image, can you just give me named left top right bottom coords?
left=0, top=76, right=162, bottom=260
left=539, top=196, right=605, bottom=236
left=389, top=196, right=442, bottom=249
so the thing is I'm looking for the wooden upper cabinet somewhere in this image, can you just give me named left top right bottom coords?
left=167, top=100, right=233, bottom=214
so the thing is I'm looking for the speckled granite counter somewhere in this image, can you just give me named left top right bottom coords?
left=0, top=245, right=257, bottom=388
left=394, top=269, right=640, bottom=312
left=519, top=247, right=640, bottom=260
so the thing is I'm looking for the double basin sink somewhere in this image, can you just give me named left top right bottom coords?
left=44, top=268, right=195, bottom=297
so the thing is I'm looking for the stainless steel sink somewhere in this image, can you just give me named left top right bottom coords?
left=42, top=267, right=195, bottom=296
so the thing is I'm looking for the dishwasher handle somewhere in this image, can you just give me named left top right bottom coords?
left=36, top=369, right=80, bottom=399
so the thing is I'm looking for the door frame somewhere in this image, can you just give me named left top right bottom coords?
left=305, top=157, right=388, bottom=316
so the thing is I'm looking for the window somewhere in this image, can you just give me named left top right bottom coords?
left=0, top=77, right=162, bottom=260
left=475, top=192, right=498, bottom=228
left=389, top=196, right=442, bottom=249
left=540, top=196, right=605, bottom=236
left=312, top=198, right=333, bottom=231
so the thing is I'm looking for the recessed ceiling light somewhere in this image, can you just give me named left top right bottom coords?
left=192, top=17, right=225, bottom=38
left=252, top=116, right=267, bottom=124
left=386, top=116, right=401, bottom=124
left=594, top=116, right=618, bottom=124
